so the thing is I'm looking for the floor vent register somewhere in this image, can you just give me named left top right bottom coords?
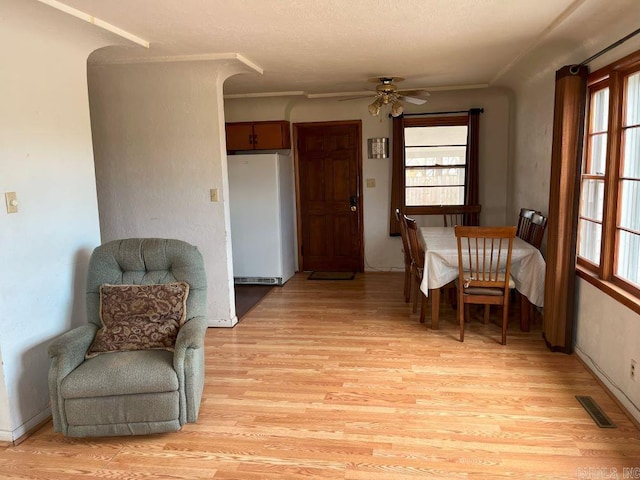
left=575, top=395, right=616, bottom=428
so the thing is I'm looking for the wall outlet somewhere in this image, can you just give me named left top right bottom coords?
left=632, top=359, right=637, bottom=380
left=5, top=192, right=18, bottom=214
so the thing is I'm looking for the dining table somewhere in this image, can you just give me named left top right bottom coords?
left=418, top=226, right=546, bottom=331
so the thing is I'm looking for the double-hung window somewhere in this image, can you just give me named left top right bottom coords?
left=389, top=110, right=480, bottom=235
left=578, top=51, right=640, bottom=300
left=404, top=116, right=468, bottom=209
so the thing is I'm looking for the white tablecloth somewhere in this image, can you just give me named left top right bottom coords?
left=419, top=227, right=546, bottom=307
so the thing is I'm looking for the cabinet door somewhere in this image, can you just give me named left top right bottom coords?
left=225, top=123, right=254, bottom=151
left=253, top=122, right=291, bottom=150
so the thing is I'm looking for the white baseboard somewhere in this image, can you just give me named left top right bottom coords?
left=0, top=407, right=51, bottom=444
left=208, top=316, right=238, bottom=328
left=0, top=429, right=12, bottom=443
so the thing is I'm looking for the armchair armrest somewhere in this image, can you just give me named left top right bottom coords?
left=48, top=324, right=98, bottom=375
left=173, top=316, right=208, bottom=424
left=174, top=316, right=208, bottom=356
left=48, top=323, right=98, bottom=434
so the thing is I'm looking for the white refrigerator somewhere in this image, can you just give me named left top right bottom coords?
left=228, top=153, right=297, bottom=285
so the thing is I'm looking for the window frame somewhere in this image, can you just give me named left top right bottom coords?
left=577, top=49, right=640, bottom=309
left=402, top=115, right=470, bottom=216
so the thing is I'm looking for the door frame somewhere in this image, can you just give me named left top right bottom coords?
left=293, top=120, right=364, bottom=272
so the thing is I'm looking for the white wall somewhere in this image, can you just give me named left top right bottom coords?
left=225, top=87, right=511, bottom=271
left=497, top=0, right=640, bottom=423
left=88, top=58, right=258, bottom=327
left=0, top=1, right=123, bottom=441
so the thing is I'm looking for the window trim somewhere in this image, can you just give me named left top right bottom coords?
left=577, top=266, right=640, bottom=316
left=577, top=48, right=640, bottom=304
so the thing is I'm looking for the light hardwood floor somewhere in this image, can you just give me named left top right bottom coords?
left=2, top=272, right=639, bottom=479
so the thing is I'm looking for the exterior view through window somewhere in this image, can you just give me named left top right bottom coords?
left=404, top=119, right=468, bottom=207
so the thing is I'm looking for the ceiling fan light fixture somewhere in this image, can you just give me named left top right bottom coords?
left=361, top=77, right=427, bottom=118
left=391, top=99, right=404, bottom=117
left=368, top=98, right=383, bottom=116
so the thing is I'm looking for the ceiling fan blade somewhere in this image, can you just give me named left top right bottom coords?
left=399, top=89, right=430, bottom=97
left=402, top=95, right=428, bottom=105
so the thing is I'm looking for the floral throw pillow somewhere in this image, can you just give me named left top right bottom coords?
left=86, top=282, right=190, bottom=359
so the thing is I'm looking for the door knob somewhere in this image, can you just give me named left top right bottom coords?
left=350, top=196, right=357, bottom=212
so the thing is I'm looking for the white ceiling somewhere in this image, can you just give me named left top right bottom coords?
left=29, top=0, right=631, bottom=96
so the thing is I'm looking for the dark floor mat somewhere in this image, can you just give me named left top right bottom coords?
left=234, top=284, right=273, bottom=319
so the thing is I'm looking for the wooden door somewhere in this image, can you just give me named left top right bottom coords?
left=296, top=121, right=363, bottom=272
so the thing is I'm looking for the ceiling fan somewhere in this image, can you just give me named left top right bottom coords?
left=343, top=77, right=430, bottom=117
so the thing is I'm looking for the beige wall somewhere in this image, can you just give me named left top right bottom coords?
left=0, top=1, right=121, bottom=441
left=498, top=2, right=640, bottom=422
left=88, top=59, right=258, bottom=327
left=225, top=87, right=511, bottom=271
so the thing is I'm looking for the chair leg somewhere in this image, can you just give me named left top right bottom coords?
left=404, top=264, right=411, bottom=303
left=412, top=274, right=419, bottom=314
left=501, top=301, right=509, bottom=345
left=459, top=298, right=465, bottom=342
left=483, top=305, right=490, bottom=324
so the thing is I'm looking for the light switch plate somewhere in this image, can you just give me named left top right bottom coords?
left=5, top=192, right=18, bottom=214
left=210, top=188, right=219, bottom=202
left=366, top=178, right=376, bottom=188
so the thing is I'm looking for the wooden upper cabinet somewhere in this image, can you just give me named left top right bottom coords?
left=225, top=121, right=291, bottom=153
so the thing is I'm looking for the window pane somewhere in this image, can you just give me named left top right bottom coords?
left=591, top=88, right=609, bottom=132
left=588, top=133, right=608, bottom=174
left=626, top=71, right=640, bottom=126
left=616, top=230, right=640, bottom=286
left=622, top=126, right=640, bottom=178
left=578, top=219, right=602, bottom=265
left=619, top=180, right=640, bottom=232
left=406, top=146, right=466, bottom=167
left=405, top=126, right=468, bottom=146
left=580, top=178, right=604, bottom=221
left=406, top=167, right=465, bottom=187
left=406, top=186, right=464, bottom=206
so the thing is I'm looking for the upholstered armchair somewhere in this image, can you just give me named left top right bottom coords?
left=48, top=238, right=208, bottom=437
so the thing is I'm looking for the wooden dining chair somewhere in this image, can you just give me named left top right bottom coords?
left=395, top=208, right=412, bottom=303
left=527, top=212, right=548, bottom=249
left=454, top=226, right=517, bottom=345
left=442, top=205, right=482, bottom=227
left=516, top=208, right=536, bottom=243
left=404, top=215, right=427, bottom=323
left=512, top=210, right=548, bottom=329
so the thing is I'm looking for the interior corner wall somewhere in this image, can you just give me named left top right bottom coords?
left=224, top=88, right=511, bottom=272
left=88, top=60, right=236, bottom=327
left=0, top=3, right=115, bottom=441
left=498, top=7, right=640, bottom=423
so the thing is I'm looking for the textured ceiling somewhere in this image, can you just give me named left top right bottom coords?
left=28, top=0, right=632, bottom=96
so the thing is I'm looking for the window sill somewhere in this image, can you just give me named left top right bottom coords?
left=576, top=266, right=640, bottom=316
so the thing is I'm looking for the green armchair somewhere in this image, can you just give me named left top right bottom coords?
left=48, top=238, right=208, bottom=437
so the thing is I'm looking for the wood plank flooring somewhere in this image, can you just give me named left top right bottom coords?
left=2, top=272, right=639, bottom=479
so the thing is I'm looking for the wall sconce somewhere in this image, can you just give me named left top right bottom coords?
left=367, top=137, right=389, bottom=159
